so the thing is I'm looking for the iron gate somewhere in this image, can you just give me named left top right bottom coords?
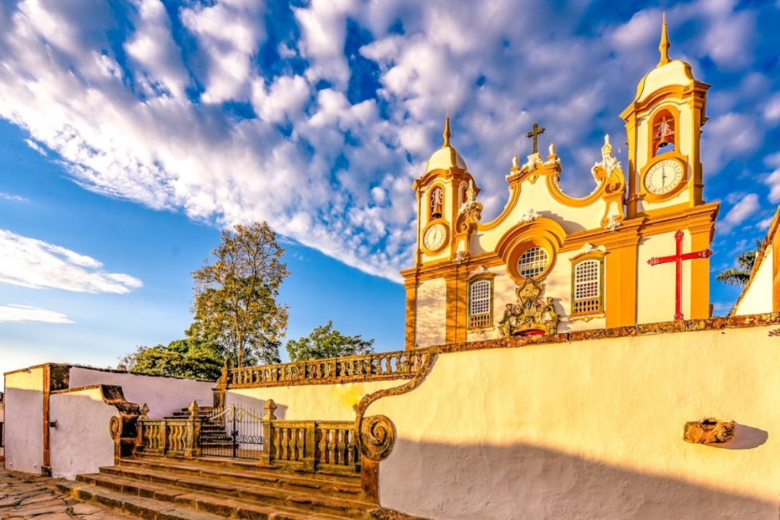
left=200, top=404, right=264, bottom=459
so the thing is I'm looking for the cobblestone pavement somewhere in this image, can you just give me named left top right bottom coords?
left=0, top=470, right=134, bottom=520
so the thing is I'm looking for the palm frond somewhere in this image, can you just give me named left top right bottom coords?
left=716, top=268, right=751, bottom=287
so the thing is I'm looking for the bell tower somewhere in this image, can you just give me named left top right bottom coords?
left=620, top=14, right=711, bottom=218
left=412, top=117, right=478, bottom=265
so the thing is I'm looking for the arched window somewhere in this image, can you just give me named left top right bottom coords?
left=459, top=182, right=469, bottom=208
left=469, top=279, right=492, bottom=328
left=652, top=109, right=676, bottom=156
left=572, top=259, right=603, bottom=315
left=430, top=186, right=444, bottom=220
left=517, top=247, right=549, bottom=279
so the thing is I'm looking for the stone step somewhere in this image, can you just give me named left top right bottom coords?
left=98, top=465, right=370, bottom=517
left=57, top=480, right=346, bottom=520
left=116, top=458, right=362, bottom=500
left=129, top=454, right=360, bottom=483
left=72, top=471, right=372, bottom=520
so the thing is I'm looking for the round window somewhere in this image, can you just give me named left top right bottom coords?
left=517, top=246, right=549, bottom=278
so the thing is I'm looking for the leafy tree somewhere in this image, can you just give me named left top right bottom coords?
left=119, top=335, right=224, bottom=380
left=192, top=222, right=290, bottom=368
left=286, top=321, right=375, bottom=362
left=716, top=240, right=762, bottom=288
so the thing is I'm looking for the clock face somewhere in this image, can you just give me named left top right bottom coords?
left=644, top=159, right=684, bottom=195
left=423, top=223, right=448, bottom=251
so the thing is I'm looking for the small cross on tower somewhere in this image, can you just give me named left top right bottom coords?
left=526, top=123, right=545, bottom=154
left=647, top=230, right=713, bottom=321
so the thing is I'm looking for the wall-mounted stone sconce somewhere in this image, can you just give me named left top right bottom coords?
left=683, top=417, right=735, bottom=445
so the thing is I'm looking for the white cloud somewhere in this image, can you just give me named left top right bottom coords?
left=24, top=138, right=47, bottom=156
left=0, top=192, right=27, bottom=202
left=0, top=304, right=74, bottom=324
left=0, top=0, right=774, bottom=282
left=763, top=152, right=780, bottom=204
left=758, top=216, right=774, bottom=230
left=764, top=93, right=780, bottom=123
left=718, top=193, right=760, bottom=234
left=0, top=229, right=143, bottom=293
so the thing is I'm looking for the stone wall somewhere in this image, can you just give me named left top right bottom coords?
left=365, top=317, right=780, bottom=520
left=3, top=367, right=45, bottom=474
left=68, top=367, right=214, bottom=418
left=49, top=387, right=117, bottom=480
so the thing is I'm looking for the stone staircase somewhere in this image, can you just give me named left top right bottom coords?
left=168, top=406, right=237, bottom=454
left=57, top=455, right=376, bottom=520
left=57, top=405, right=377, bottom=520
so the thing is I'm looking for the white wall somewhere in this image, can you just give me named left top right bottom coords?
left=735, top=246, right=773, bottom=316
left=4, top=368, right=45, bottom=474
left=369, top=324, right=780, bottom=520
left=0, top=400, right=6, bottom=459
left=49, top=387, right=116, bottom=480
left=416, top=279, right=446, bottom=347
left=636, top=231, right=692, bottom=323
left=69, top=367, right=215, bottom=418
left=227, top=379, right=402, bottom=421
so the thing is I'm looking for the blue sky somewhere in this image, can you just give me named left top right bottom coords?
left=0, top=0, right=778, bottom=384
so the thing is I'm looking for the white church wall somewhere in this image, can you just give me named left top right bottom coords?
left=227, top=379, right=401, bottom=421
left=369, top=323, right=780, bottom=520
left=68, top=367, right=214, bottom=419
left=49, top=387, right=116, bottom=480
left=473, top=182, right=608, bottom=257
left=415, top=278, right=446, bottom=347
left=734, top=246, right=773, bottom=316
left=3, top=367, right=45, bottom=474
left=479, top=252, right=605, bottom=341
left=636, top=231, right=693, bottom=323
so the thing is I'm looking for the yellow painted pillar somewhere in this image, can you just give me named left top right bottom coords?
left=689, top=225, right=713, bottom=319
left=606, top=223, right=641, bottom=328
left=404, top=281, right=417, bottom=350
left=445, top=269, right=468, bottom=344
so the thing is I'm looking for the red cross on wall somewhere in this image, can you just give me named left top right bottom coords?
left=647, top=230, right=713, bottom=321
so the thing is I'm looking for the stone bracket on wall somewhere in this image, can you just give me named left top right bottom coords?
left=100, top=385, right=142, bottom=460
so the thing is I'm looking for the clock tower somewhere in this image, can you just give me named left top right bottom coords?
left=620, top=14, right=711, bottom=218
left=412, top=117, right=479, bottom=266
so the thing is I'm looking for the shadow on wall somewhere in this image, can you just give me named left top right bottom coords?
left=718, top=423, right=769, bottom=450
left=225, top=393, right=288, bottom=420
left=381, top=438, right=775, bottom=520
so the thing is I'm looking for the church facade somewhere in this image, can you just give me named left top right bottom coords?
left=402, top=19, right=720, bottom=349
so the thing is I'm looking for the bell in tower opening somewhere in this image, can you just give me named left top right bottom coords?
left=430, top=186, right=443, bottom=219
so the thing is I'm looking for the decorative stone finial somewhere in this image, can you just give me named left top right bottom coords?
left=512, top=154, right=519, bottom=170
left=549, top=142, right=556, bottom=157
left=139, top=403, right=149, bottom=420
left=658, top=12, right=670, bottom=66
left=263, top=399, right=277, bottom=421
left=188, top=400, right=200, bottom=419
left=521, top=208, right=540, bottom=223
left=442, top=115, right=451, bottom=148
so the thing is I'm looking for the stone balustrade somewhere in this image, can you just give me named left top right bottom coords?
left=134, top=399, right=361, bottom=475
left=136, top=402, right=201, bottom=459
left=259, top=401, right=359, bottom=474
left=226, top=349, right=431, bottom=389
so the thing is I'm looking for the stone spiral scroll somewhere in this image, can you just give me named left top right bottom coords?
left=358, top=414, right=396, bottom=461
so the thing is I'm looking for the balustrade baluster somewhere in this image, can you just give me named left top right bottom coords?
left=327, top=428, right=336, bottom=464
left=318, top=428, right=327, bottom=464
left=347, top=429, right=356, bottom=465
left=336, top=429, right=346, bottom=465
left=296, top=427, right=304, bottom=461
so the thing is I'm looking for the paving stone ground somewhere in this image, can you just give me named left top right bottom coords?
left=0, top=470, right=135, bottom=520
